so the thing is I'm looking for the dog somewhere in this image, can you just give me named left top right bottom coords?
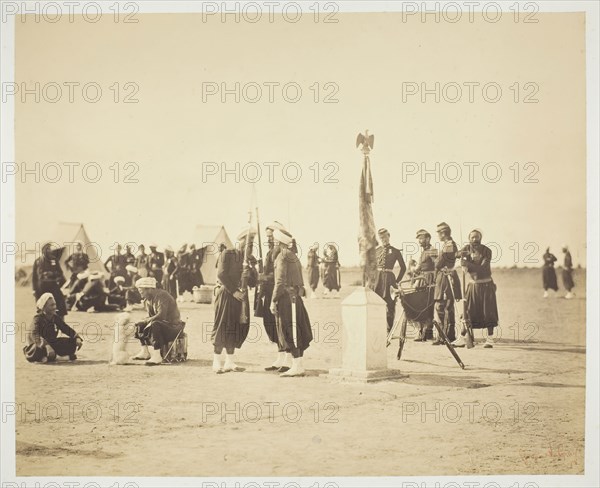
left=109, top=312, right=137, bottom=365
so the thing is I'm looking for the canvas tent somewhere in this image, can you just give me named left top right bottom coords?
left=192, top=225, right=233, bottom=285
left=16, top=222, right=106, bottom=283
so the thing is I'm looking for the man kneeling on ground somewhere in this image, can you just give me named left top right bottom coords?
left=132, top=277, right=185, bottom=366
left=24, top=293, right=83, bottom=363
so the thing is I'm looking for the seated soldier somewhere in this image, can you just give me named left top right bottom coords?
left=131, top=277, right=185, bottom=366
left=65, top=270, right=89, bottom=310
left=23, top=293, right=83, bottom=363
left=75, top=272, right=120, bottom=313
left=107, top=276, right=128, bottom=309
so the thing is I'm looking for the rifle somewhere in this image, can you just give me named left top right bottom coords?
left=255, top=206, right=264, bottom=275
left=239, top=211, right=253, bottom=324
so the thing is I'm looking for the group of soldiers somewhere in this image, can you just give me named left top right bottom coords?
left=30, top=241, right=208, bottom=318
left=372, top=223, right=499, bottom=348
left=542, top=246, right=576, bottom=299
left=305, top=243, right=341, bottom=298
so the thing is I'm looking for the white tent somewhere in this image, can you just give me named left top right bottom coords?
left=192, top=225, right=233, bottom=284
left=16, top=222, right=106, bottom=277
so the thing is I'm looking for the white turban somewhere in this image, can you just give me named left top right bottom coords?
left=36, top=293, right=55, bottom=311
left=114, top=276, right=126, bottom=284
left=165, top=245, right=174, bottom=253
left=273, top=229, right=293, bottom=246
left=135, top=277, right=157, bottom=288
left=126, top=265, right=138, bottom=273
left=266, top=221, right=286, bottom=232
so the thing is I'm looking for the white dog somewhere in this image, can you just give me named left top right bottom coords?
left=109, top=312, right=137, bottom=365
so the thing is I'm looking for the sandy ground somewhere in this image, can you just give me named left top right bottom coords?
left=14, top=268, right=586, bottom=476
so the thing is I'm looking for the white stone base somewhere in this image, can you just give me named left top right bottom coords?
left=324, top=367, right=406, bottom=383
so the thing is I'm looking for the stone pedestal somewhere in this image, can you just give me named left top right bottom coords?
left=326, top=287, right=404, bottom=383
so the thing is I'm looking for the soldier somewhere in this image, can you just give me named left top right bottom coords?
left=32, top=242, right=68, bottom=317
left=131, top=277, right=186, bottom=366
left=135, top=244, right=149, bottom=278
left=270, top=229, right=313, bottom=377
left=104, top=244, right=127, bottom=288
left=372, top=228, right=406, bottom=333
left=162, top=246, right=179, bottom=298
left=23, top=293, right=83, bottom=363
left=562, top=245, right=575, bottom=299
left=413, top=229, right=438, bottom=341
left=257, top=222, right=290, bottom=371
left=148, top=243, right=165, bottom=288
left=124, top=245, right=136, bottom=267
left=455, top=229, right=499, bottom=348
left=211, top=228, right=254, bottom=374
left=306, top=243, right=321, bottom=299
left=433, top=222, right=462, bottom=345
left=188, top=243, right=205, bottom=288
left=64, top=241, right=90, bottom=289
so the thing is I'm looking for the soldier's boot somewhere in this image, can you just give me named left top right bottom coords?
left=131, top=345, right=150, bottom=360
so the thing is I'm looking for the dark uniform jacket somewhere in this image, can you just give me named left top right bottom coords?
left=273, top=248, right=304, bottom=302
left=32, top=256, right=66, bottom=295
left=434, top=238, right=462, bottom=300
left=139, top=289, right=182, bottom=326
left=373, top=244, right=406, bottom=299
left=65, top=252, right=90, bottom=274
left=27, top=312, right=77, bottom=347
left=459, top=244, right=493, bottom=282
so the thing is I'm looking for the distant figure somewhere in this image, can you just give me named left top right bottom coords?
left=64, top=241, right=90, bottom=289
left=162, top=246, right=179, bottom=299
left=188, top=244, right=205, bottom=288
left=124, top=245, right=136, bottom=267
left=322, top=244, right=341, bottom=297
left=104, top=244, right=127, bottom=288
left=32, top=242, right=68, bottom=317
left=542, top=247, right=558, bottom=298
left=135, top=244, right=149, bottom=278
left=306, top=243, right=321, bottom=298
left=562, top=246, right=575, bottom=299
left=148, top=243, right=165, bottom=288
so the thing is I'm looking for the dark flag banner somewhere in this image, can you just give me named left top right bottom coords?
left=356, top=131, right=377, bottom=288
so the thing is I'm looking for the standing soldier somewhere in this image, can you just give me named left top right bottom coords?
left=162, top=246, right=179, bottom=299
left=270, top=229, right=313, bottom=377
left=104, top=244, right=127, bottom=288
left=211, top=228, right=254, bottom=374
left=562, top=245, right=575, bottom=299
left=64, top=241, right=90, bottom=290
left=455, top=229, right=499, bottom=348
left=124, top=245, right=136, bottom=267
left=372, top=228, right=406, bottom=333
left=135, top=244, right=150, bottom=278
left=413, top=229, right=438, bottom=341
left=188, top=244, right=205, bottom=288
left=433, top=222, right=461, bottom=345
left=306, top=243, right=321, bottom=299
left=176, top=244, right=190, bottom=302
left=322, top=244, right=341, bottom=297
left=148, top=243, right=165, bottom=288
left=256, top=222, right=288, bottom=372
left=32, top=242, right=68, bottom=317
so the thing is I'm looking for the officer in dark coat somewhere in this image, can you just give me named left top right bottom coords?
left=270, top=229, right=313, bottom=377
left=306, top=243, right=321, bottom=298
left=372, top=228, right=406, bottom=333
left=433, top=222, right=462, bottom=344
left=104, top=245, right=127, bottom=288
left=32, top=243, right=68, bottom=317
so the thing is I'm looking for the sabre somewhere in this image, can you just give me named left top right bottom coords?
left=291, top=293, right=298, bottom=349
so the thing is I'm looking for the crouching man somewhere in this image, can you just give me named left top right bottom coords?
left=131, top=277, right=185, bottom=366
left=23, top=293, right=83, bottom=363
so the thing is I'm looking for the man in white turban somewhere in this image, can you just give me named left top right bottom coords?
left=132, top=277, right=185, bottom=365
left=23, top=293, right=83, bottom=363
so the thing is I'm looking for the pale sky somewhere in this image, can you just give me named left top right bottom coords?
left=15, top=11, right=587, bottom=267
